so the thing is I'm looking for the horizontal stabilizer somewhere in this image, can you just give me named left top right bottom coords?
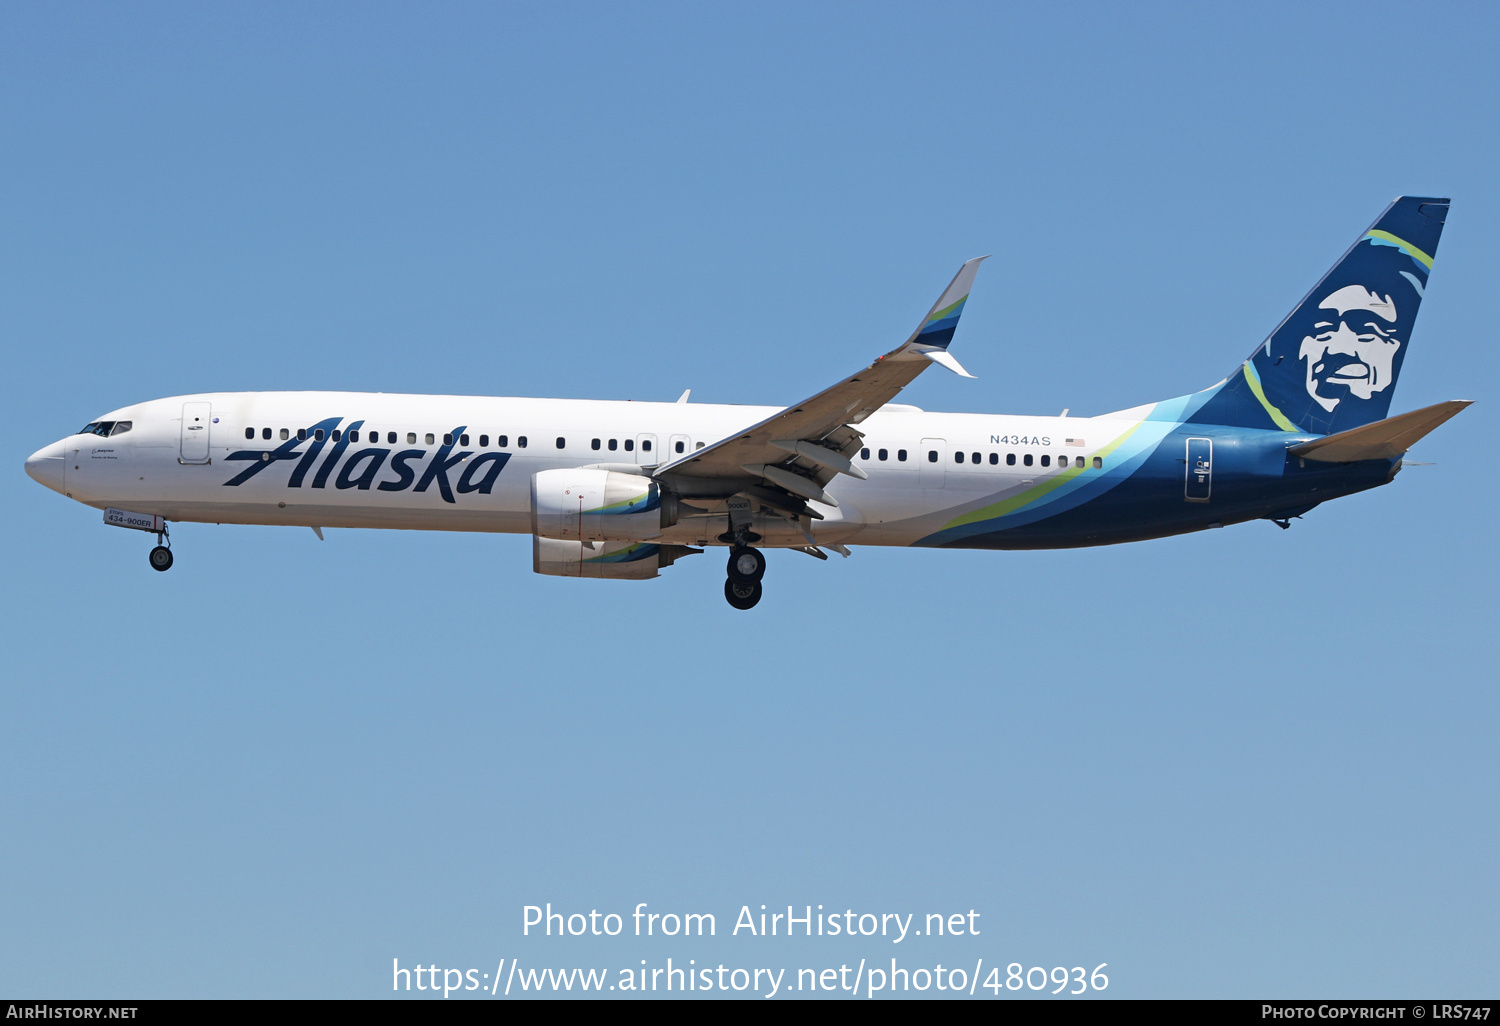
left=1290, top=400, right=1471, bottom=462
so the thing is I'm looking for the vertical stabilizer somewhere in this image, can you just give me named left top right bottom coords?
left=1189, top=197, right=1449, bottom=435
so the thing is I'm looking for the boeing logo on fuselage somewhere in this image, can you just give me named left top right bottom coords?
left=223, top=419, right=511, bottom=503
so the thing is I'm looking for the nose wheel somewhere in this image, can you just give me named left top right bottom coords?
left=723, top=546, right=765, bottom=609
left=148, top=525, right=173, bottom=572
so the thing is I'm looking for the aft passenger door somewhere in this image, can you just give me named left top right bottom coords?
left=1184, top=437, right=1212, bottom=502
left=180, top=402, right=212, bottom=464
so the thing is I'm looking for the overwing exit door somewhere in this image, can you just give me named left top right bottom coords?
left=919, top=438, right=947, bottom=490
left=1185, top=437, right=1212, bottom=502
left=635, top=434, right=658, bottom=467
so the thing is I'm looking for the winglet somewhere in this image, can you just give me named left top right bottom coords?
left=902, top=255, right=988, bottom=351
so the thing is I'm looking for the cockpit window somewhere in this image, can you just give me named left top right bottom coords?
left=77, top=420, right=133, bottom=437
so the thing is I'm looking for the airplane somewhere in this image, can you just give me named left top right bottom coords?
left=25, top=196, right=1468, bottom=610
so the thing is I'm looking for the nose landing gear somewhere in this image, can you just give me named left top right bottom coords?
left=148, top=525, right=173, bottom=572
left=723, top=545, right=765, bottom=609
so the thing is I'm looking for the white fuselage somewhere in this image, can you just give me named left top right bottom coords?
left=39, top=391, right=1129, bottom=549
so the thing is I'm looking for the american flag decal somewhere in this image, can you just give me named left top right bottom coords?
left=1065, top=438, right=1086, bottom=447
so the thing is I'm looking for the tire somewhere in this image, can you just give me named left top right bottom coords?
left=149, top=546, right=174, bottom=572
left=726, top=546, right=766, bottom=584
left=724, top=577, right=762, bottom=610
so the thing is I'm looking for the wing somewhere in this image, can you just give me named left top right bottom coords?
left=653, top=257, right=987, bottom=509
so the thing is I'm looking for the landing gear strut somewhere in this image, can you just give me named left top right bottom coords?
left=723, top=545, right=765, bottom=609
left=148, top=525, right=173, bottom=572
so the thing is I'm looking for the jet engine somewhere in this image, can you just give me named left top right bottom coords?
left=532, top=536, right=699, bottom=579
left=531, top=467, right=680, bottom=542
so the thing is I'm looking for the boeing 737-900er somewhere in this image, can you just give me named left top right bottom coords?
left=25, top=196, right=1468, bottom=609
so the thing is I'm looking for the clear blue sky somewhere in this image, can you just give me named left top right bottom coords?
left=3, top=1, right=1496, bottom=999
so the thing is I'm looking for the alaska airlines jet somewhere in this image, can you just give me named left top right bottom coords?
left=25, top=196, right=1467, bottom=609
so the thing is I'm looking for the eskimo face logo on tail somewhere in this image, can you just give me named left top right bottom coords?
left=1298, top=285, right=1402, bottom=412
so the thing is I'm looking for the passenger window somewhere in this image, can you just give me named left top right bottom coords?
left=861, top=448, right=871, bottom=459
left=480, top=434, right=489, bottom=447
left=591, top=438, right=601, bottom=450
left=407, top=432, right=417, bottom=444
left=608, top=438, right=618, bottom=451
left=642, top=439, right=652, bottom=452
left=388, top=432, right=397, bottom=445
left=1041, top=455, right=1050, bottom=467
left=280, top=428, right=290, bottom=440
left=972, top=452, right=981, bottom=463
left=878, top=448, right=888, bottom=461
left=1093, top=456, right=1103, bottom=469
left=263, top=428, right=272, bottom=440
left=1057, top=455, right=1067, bottom=468
left=989, top=453, right=998, bottom=465
left=1023, top=453, right=1033, bottom=467
left=898, top=449, right=907, bottom=461
left=351, top=430, right=361, bottom=442
left=518, top=436, right=528, bottom=448
left=1007, top=453, right=1016, bottom=465
left=675, top=440, right=685, bottom=453
left=245, top=427, right=254, bottom=439
left=498, top=435, right=508, bottom=447
left=696, top=441, right=705, bottom=449
left=443, top=434, right=453, bottom=445
left=928, top=450, right=938, bottom=463
left=425, top=433, right=435, bottom=445
left=460, top=434, right=470, bottom=446
left=624, top=439, right=634, bottom=451
left=331, top=430, right=341, bottom=441
left=298, top=428, right=309, bottom=441
left=953, top=451, right=962, bottom=464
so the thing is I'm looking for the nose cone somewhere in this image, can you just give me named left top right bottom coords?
left=25, top=441, right=67, bottom=495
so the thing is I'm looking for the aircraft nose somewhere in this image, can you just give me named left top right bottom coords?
left=25, top=441, right=67, bottom=495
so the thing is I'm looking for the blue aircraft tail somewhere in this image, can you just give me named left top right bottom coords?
left=1187, top=196, right=1449, bottom=436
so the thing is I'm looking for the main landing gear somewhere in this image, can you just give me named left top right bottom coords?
left=723, top=545, right=766, bottom=610
left=148, top=525, right=173, bottom=572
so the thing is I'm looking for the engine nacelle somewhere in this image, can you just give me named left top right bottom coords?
left=532, top=536, right=698, bottom=580
left=531, top=467, right=676, bottom=542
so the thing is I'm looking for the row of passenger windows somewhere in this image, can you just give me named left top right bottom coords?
left=587, top=438, right=704, bottom=453
left=236, top=425, right=1093, bottom=469
left=859, top=446, right=1103, bottom=470
left=242, top=427, right=706, bottom=455
left=247, top=427, right=529, bottom=447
